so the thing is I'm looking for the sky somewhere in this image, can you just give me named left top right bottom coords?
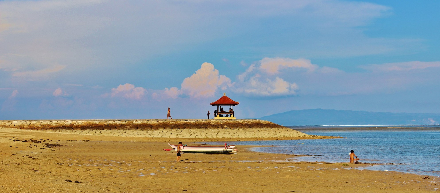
left=1, top=0, right=440, bottom=120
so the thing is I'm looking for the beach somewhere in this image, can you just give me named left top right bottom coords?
left=0, top=120, right=438, bottom=192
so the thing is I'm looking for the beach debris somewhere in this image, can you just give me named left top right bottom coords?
left=64, top=180, right=81, bottom=183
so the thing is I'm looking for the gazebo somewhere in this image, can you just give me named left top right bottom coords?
left=210, top=93, right=239, bottom=119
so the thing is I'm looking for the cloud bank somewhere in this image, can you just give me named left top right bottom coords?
left=112, top=58, right=440, bottom=100
left=0, top=0, right=402, bottom=85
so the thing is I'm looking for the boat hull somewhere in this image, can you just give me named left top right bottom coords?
left=169, top=144, right=237, bottom=154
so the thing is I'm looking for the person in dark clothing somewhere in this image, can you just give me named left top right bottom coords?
left=176, top=142, right=183, bottom=162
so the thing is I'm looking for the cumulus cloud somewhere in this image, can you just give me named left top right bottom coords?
left=233, top=58, right=318, bottom=96
left=150, top=62, right=231, bottom=100
left=164, top=87, right=180, bottom=99
left=110, top=83, right=146, bottom=100
left=237, top=76, right=299, bottom=96
left=150, top=87, right=181, bottom=101
left=181, top=62, right=232, bottom=98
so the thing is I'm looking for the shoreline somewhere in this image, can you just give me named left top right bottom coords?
left=1, top=122, right=439, bottom=192
left=291, top=126, right=440, bottom=131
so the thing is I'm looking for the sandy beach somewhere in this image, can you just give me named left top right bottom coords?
left=1, top=120, right=438, bottom=192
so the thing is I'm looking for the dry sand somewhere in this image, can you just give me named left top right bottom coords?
left=1, top=121, right=439, bottom=192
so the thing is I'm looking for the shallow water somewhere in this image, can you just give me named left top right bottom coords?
left=224, top=129, right=440, bottom=177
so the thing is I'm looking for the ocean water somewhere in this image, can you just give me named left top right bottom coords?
left=225, top=128, right=440, bottom=177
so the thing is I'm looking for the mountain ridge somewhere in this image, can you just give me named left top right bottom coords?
left=260, top=109, right=440, bottom=126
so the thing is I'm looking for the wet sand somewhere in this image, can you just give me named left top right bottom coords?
left=1, top=124, right=439, bottom=192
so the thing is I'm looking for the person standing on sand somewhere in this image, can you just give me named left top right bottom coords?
left=350, top=150, right=359, bottom=164
left=167, top=107, right=172, bottom=119
left=176, top=142, right=182, bottom=162
left=207, top=111, right=210, bottom=119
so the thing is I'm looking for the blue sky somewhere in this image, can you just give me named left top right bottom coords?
left=1, top=0, right=440, bottom=120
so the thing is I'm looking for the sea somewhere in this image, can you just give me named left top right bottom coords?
left=221, top=126, right=440, bottom=177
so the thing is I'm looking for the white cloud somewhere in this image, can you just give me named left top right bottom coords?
left=0, top=0, right=430, bottom=117
left=0, top=0, right=398, bottom=81
left=110, top=83, right=146, bottom=100
left=164, top=87, right=180, bottom=99
left=150, top=62, right=231, bottom=100
left=0, top=0, right=229, bottom=82
left=362, top=61, right=440, bottom=72
left=150, top=87, right=181, bottom=101
left=234, top=58, right=313, bottom=96
left=53, top=88, right=65, bottom=97
left=9, top=90, right=18, bottom=99
left=12, top=65, right=65, bottom=81
left=318, top=66, right=344, bottom=74
left=259, top=57, right=317, bottom=75
left=238, top=64, right=256, bottom=82
left=0, top=0, right=106, bottom=82
left=237, top=76, right=299, bottom=96
left=289, top=60, right=440, bottom=97
left=181, top=62, right=232, bottom=98
left=233, top=57, right=345, bottom=97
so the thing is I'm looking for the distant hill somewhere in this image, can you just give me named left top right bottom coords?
left=260, top=109, right=440, bottom=126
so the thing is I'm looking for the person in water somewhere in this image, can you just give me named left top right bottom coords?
left=350, top=150, right=359, bottom=164
left=176, top=142, right=183, bottom=162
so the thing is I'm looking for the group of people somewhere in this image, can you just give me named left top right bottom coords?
left=213, top=107, right=234, bottom=118
left=167, top=107, right=234, bottom=120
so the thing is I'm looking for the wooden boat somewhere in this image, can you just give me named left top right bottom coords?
left=168, top=143, right=237, bottom=154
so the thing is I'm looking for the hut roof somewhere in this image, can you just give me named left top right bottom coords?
left=210, top=94, right=239, bottom=106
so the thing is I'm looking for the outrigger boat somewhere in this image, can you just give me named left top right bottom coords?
left=168, top=143, right=237, bottom=154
